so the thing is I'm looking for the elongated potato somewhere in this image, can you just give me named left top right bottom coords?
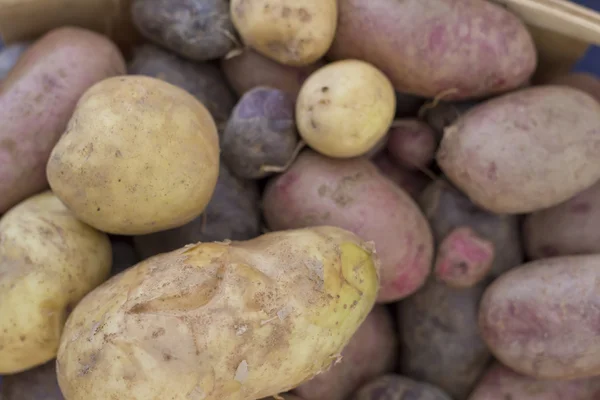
left=1, top=361, right=64, bottom=400
left=56, top=226, right=380, bottom=400
left=263, top=150, right=433, bottom=303
left=0, top=192, right=112, bottom=374
left=0, top=27, right=125, bottom=214
left=231, top=0, right=337, bottom=66
left=328, top=0, right=536, bottom=100
left=437, top=86, right=600, bottom=214
left=479, top=255, right=600, bottom=379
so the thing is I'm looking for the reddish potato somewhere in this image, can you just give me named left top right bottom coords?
left=387, top=119, right=437, bottom=170
left=1, top=361, right=63, bottom=400
left=354, top=375, right=452, bottom=400
left=468, top=363, right=600, bottom=400
left=479, top=255, right=600, bottom=379
left=372, top=152, right=429, bottom=200
left=263, top=150, right=434, bottom=303
left=550, top=72, right=600, bottom=102
left=295, top=306, right=397, bottom=400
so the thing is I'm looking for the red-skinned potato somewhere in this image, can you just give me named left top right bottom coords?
left=387, top=119, right=437, bottom=170
left=372, top=152, right=429, bottom=200
left=263, top=149, right=433, bottom=303
left=550, top=72, right=600, bottom=102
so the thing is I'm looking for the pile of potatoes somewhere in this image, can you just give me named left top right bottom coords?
left=1, top=0, right=600, bottom=399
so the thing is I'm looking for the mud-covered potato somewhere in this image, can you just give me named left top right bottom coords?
left=47, top=75, right=220, bottom=235
left=295, top=306, right=397, bottom=400
left=222, top=87, right=299, bottom=179
left=1, top=361, right=64, bottom=400
left=387, top=119, right=436, bottom=170
left=231, top=0, right=337, bottom=66
left=296, top=60, right=396, bottom=158
left=56, top=226, right=380, bottom=400
left=468, top=362, right=600, bottom=400
left=0, top=41, right=30, bottom=79
left=438, top=86, right=600, bottom=214
left=221, top=48, right=324, bottom=98
left=128, top=44, right=236, bottom=126
left=263, top=150, right=433, bottom=303
left=354, top=375, right=452, bottom=400
left=134, top=161, right=261, bottom=259
left=131, top=0, right=235, bottom=61
left=0, top=192, right=112, bottom=374
left=479, top=255, right=600, bottom=379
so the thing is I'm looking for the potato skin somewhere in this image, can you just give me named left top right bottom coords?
left=263, top=150, right=433, bottom=303
left=0, top=27, right=125, bottom=214
left=328, top=0, right=536, bottom=100
left=134, top=161, right=261, bottom=259
left=437, top=86, right=600, bottom=214
left=221, top=49, right=324, bottom=98
left=0, top=41, right=30, bottom=79
left=1, top=361, right=64, bottom=400
left=46, top=75, right=220, bottom=235
left=231, top=0, right=337, bottom=66
left=354, top=375, right=452, bottom=400
left=296, top=60, right=396, bottom=158
left=550, top=72, right=600, bottom=102
left=56, top=226, right=380, bottom=400
left=295, top=305, right=397, bottom=400
left=372, top=152, right=429, bottom=200
left=131, top=0, right=235, bottom=61
left=0, top=192, right=112, bottom=374
left=128, top=44, right=236, bottom=126
left=468, top=363, right=600, bottom=400
left=222, top=87, right=299, bottom=179
left=387, top=119, right=436, bottom=170
left=479, top=255, right=600, bottom=379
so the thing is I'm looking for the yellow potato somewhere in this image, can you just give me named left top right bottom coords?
left=230, top=0, right=337, bottom=66
left=46, top=75, right=220, bottom=235
left=0, top=191, right=111, bottom=374
left=56, top=226, right=380, bottom=400
left=296, top=60, right=396, bottom=158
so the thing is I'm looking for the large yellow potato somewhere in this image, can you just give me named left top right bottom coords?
left=0, top=191, right=112, bottom=374
left=230, top=0, right=337, bottom=66
left=296, top=60, right=396, bottom=158
left=46, top=75, right=220, bottom=235
left=56, top=226, right=380, bottom=400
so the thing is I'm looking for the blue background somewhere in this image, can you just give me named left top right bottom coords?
left=572, top=0, right=599, bottom=76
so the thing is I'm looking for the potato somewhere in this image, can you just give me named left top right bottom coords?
left=263, top=150, right=433, bottom=303
left=262, top=395, right=303, bottom=400
left=295, top=305, right=397, bottom=400
left=0, top=192, right=112, bottom=374
left=56, top=226, right=379, bottom=400
left=222, top=87, right=299, bottom=179
left=523, top=181, right=600, bottom=259
left=230, top=0, right=337, bottom=66
left=110, top=236, right=140, bottom=276
left=1, top=361, right=64, bottom=400
left=354, top=375, right=452, bottom=400
left=387, top=119, right=436, bottom=170
left=372, top=152, right=430, bottom=200
left=0, top=41, right=30, bottom=79
left=420, top=179, right=523, bottom=287
left=0, top=27, right=125, bottom=215
left=479, top=255, right=600, bottom=379
left=134, top=161, right=261, bottom=259
left=131, top=0, right=235, bottom=62
left=128, top=44, right=236, bottom=126
left=550, top=72, right=600, bottom=102
left=46, top=75, right=220, bottom=235
left=423, top=100, right=479, bottom=140
left=328, top=0, right=536, bottom=100
left=221, top=48, right=324, bottom=98
left=296, top=60, right=396, bottom=158
left=468, top=362, right=600, bottom=400
left=437, top=86, right=600, bottom=214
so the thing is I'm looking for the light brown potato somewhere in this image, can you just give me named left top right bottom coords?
left=0, top=27, right=125, bottom=214
left=479, top=255, right=600, bottom=379
left=230, top=0, right=337, bottom=66
left=1, top=361, right=64, bottom=400
left=263, top=150, right=433, bottom=303
left=468, top=362, right=600, bottom=400
left=328, top=0, right=536, bottom=100
left=221, top=48, right=324, bottom=98
left=46, top=75, right=220, bottom=235
left=295, top=306, right=397, bottom=400
left=437, top=86, right=600, bottom=214
left=296, top=60, right=396, bottom=158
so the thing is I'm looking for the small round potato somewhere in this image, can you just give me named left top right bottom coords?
left=0, top=192, right=112, bottom=374
left=296, top=60, right=396, bottom=158
left=230, top=0, right=337, bottom=66
left=46, top=75, right=220, bottom=235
